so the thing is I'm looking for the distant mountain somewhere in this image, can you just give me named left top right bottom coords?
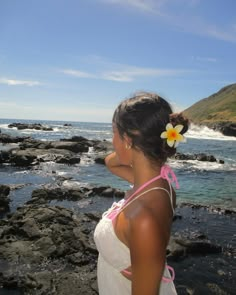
left=183, top=83, right=236, bottom=136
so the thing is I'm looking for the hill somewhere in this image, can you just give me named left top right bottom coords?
left=183, top=83, right=236, bottom=136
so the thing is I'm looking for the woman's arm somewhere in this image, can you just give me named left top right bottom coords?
left=105, top=152, right=134, bottom=184
left=128, top=202, right=171, bottom=295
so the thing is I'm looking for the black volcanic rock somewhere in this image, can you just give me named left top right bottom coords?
left=8, top=123, right=53, bottom=131
left=0, top=184, right=11, bottom=213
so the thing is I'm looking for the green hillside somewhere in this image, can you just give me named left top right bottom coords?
left=183, top=83, right=236, bottom=124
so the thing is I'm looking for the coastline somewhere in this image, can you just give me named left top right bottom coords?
left=0, top=183, right=235, bottom=295
left=0, top=123, right=236, bottom=294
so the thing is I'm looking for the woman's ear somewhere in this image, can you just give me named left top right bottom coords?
left=123, top=134, right=132, bottom=149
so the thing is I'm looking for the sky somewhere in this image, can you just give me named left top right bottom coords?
left=0, top=0, right=235, bottom=123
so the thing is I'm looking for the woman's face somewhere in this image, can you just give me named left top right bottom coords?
left=112, top=125, right=131, bottom=165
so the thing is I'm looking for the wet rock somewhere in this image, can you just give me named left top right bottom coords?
left=173, top=214, right=182, bottom=221
left=167, top=235, right=222, bottom=259
left=61, top=135, right=90, bottom=142
left=179, top=203, right=236, bottom=215
left=10, top=149, right=38, bottom=166
left=18, top=138, right=51, bottom=149
left=0, top=134, right=111, bottom=166
left=0, top=185, right=10, bottom=213
left=174, top=152, right=222, bottom=163
left=99, top=187, right=115, bottom=198
left=28, top=185, right=124, bottom=206
left=211, top=122, right=236, bottom=137
left=174, top=285, right=194, bottom=295
left=30, top=187, right=86, bottom=204
left=19, top=139, right=90, bottom=153
left=92, top=186, right=124, bottom=199
left=94, top=156, right=105, bottom=164
left=0, top=133, right=29, bottom=143
left=21, top=218, right=42, bottom=238
left=196, top=153, right=216, bottom=162
left=206, top=283, right=228, bottom=295
left=19, top=270, right=98, bottom=295
left=0, top=204, right=98, bottom=294
left=50, top=141, right=89, bottom=153
left=0, top=150, right=11, bottom=163
left=9, top=148, right=80, bottom=166
left=0, top=185, right=10, bottom=196
left=93, top=140, right=113, bottom=152
left=61, top=136, right=112, bottom=152
left=38, top=152, right=81, bottom=165
left=8, top=183, right=31, bottom=190
left=0, top=192, right=234, bottom=293
left=220, top=123, right=236, bottom=137
left=8, top=123, right=53, bottom=131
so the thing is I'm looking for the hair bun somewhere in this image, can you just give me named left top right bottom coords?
left=169, top=113, right=189, bottom=134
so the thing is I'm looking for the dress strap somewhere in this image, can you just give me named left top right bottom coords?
left=122, top=264, right=175, bottom=283
left=124, top=165, right=179, bottom=205
left=105, top=165, right=178, bottom=221
left=120, top=187, right=174, bottom=215
left=167, top=179, right=174, bottom=214
left=161, top=165, right=179, bottom=189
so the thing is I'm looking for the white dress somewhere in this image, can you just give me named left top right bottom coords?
left=94, top=197, right=177, bottom=294
left=94, top=165, right=178, bottom=294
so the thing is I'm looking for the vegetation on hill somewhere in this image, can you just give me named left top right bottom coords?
left=183, top=83, right=236, bottom=125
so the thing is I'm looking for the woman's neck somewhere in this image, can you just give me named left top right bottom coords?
left=131, top=151, right=162, bottom=190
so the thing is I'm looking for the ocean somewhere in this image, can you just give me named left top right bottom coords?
left=0, top=118, right=236, bottom=213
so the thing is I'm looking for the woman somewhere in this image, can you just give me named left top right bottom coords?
left=94, top=92, right=189, bottom=295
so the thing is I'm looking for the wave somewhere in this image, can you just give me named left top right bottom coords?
left=186, top=124, right=236, bottom=141
left=0, top=123, right=10, bottom=129
left=170, top=158, right=236, bottom=172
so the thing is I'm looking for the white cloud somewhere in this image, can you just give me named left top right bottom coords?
left=103, top=67, right=189, bottom=81
left=100, top=0, right=159, bottom=13
left=60, top=69, right=95, bottom=78
left=0, top=101, right=19, bottom=107
left=0, top=78, right=41, bottom=86
left=99, top=0, right=236, bottom=43
left=102, top=71, right=134, bottom=82
left=195, top=56, right=217, bottom=63
left=204, top=25, right=236, bottom=43
left=61, top=61, right=189, bottom=82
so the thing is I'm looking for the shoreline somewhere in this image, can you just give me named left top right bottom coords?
left=0, top=185, right=235, bottom=294
left=0, top=131, right=235, bottom=210
left=0, top=129, right=235, bottom=294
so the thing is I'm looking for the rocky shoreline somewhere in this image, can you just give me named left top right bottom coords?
left=0, top=183, right=235, bottom=295
left=3, top=120, right=236, bottom=137
left=0, top=132, right=225, bottom=167
left=0, top=131, right=235, bottom=294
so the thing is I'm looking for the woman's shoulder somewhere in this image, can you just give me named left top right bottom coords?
left=123, top=187, right=174, bottom=228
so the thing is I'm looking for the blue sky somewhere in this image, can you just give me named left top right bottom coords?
left=0, top=0, right=235, bottom=122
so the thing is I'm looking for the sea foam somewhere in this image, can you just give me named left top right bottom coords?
left=186, top=124, right=236, bottom=141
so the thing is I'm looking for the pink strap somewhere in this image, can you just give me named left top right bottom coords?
left=105, top=165, right=179, bottom=221
left=161, top=165, right=179, bottom=189
left=125, top=165, right=179, bottom=205
left=162, top=265, right=175, bottom=283
left=121, top=264, right=175, bottom=283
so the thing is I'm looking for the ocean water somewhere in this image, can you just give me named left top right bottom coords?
left=0, top=118, right=236, bottom=211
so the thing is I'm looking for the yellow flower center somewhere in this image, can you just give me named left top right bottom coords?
left=168, top=129, right=177, bottom=140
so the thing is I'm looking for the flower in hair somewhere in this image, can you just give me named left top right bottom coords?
left=160, top=123, right=185, bottom=148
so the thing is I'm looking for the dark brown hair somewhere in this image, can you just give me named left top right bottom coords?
left=113, top=92, right=189, bottom=164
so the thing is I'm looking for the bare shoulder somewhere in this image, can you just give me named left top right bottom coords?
left=123, top=187, right=175, bottom=243
left=124, top=184, right=175, bottom=222
left=126, top=200, right=170, bottom=257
